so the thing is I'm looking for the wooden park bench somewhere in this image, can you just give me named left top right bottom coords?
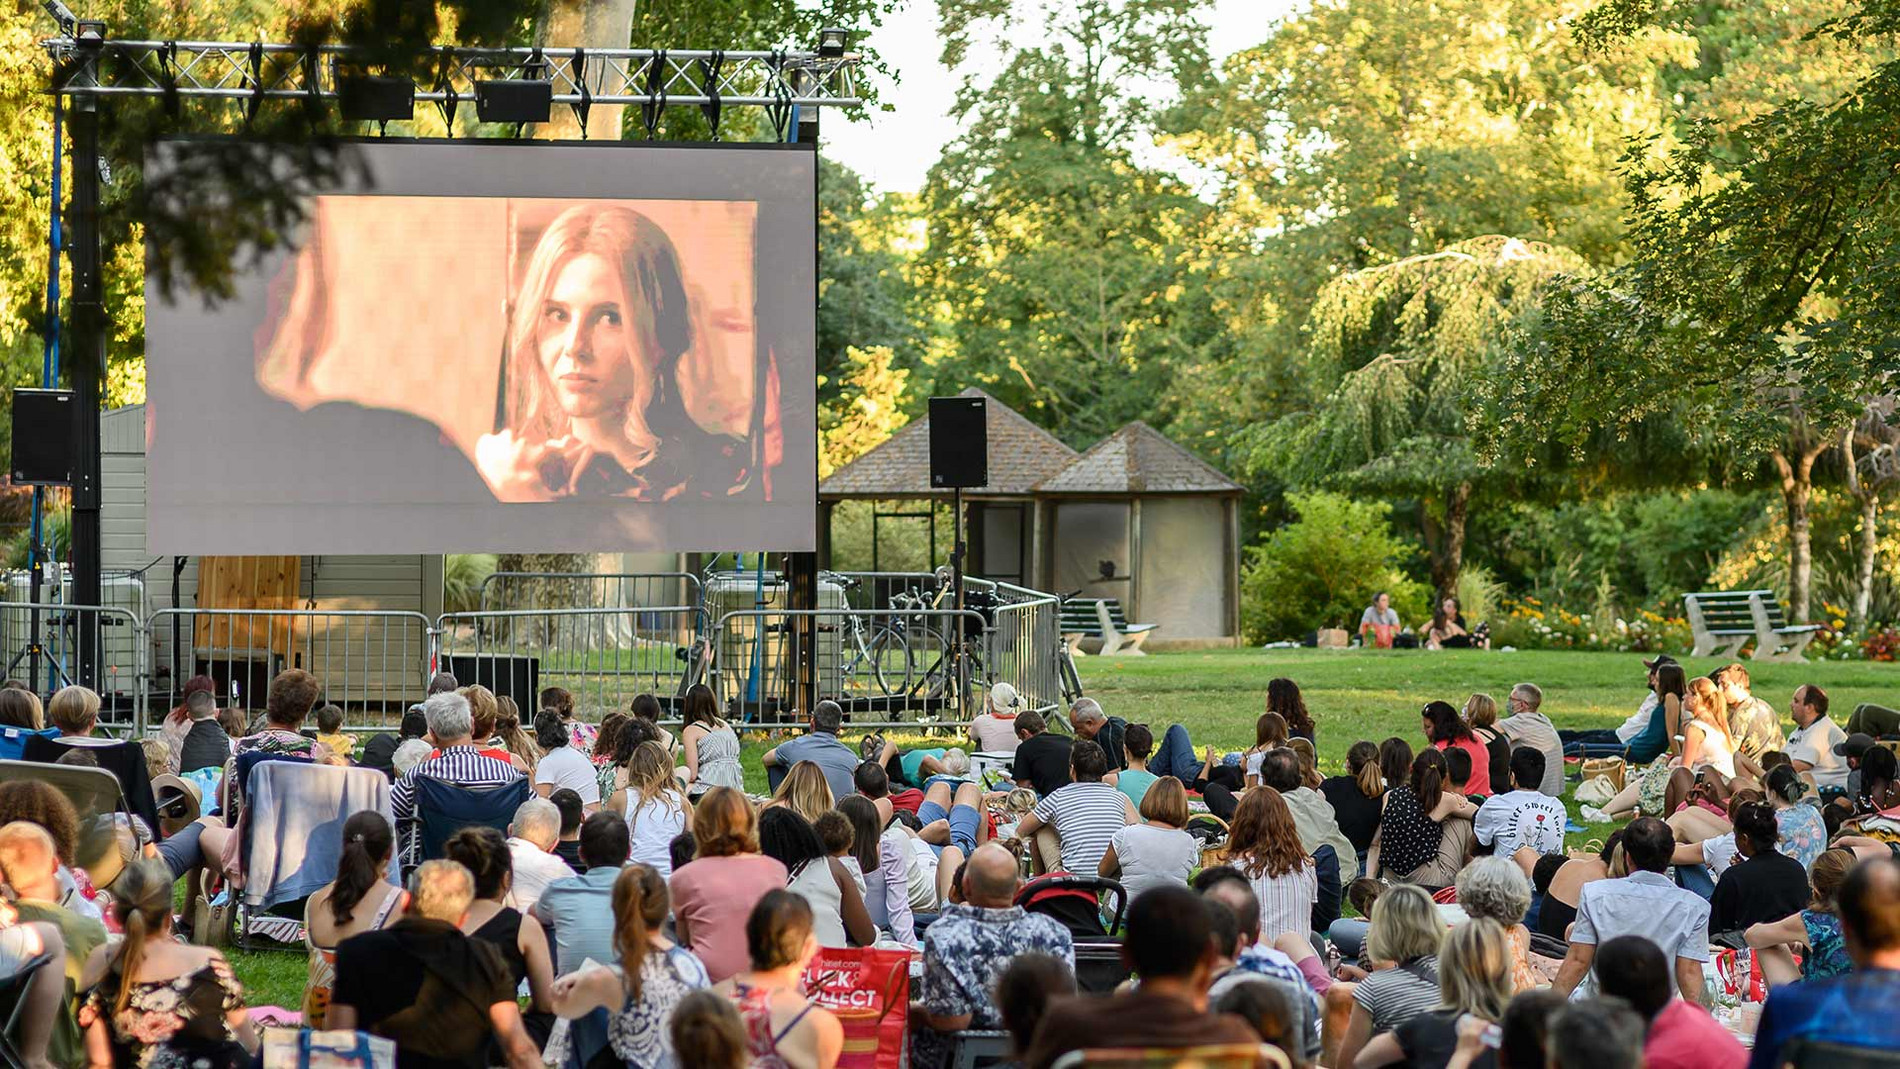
left=1059, top=597, right=1158, bottom=656
left=1683, top=589, right=1820, bottom=663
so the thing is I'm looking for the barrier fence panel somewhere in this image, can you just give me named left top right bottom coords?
left=436, top=606, right=700, bottom=720
left=0, top=602, right=146, bottom=730
left=987, top=584, right=1063, bottom=716
left=478, top=572, right=702, bottom=620
left=710, top=607, right=988, bottom=730
left=147, top=609, right=433, bottom=730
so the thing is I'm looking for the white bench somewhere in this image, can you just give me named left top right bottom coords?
left=1684, top=589, right=1819, bottom=663
left=1059, top=597, right=1158, bottom=656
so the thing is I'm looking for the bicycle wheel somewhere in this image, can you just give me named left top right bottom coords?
left=907, top=625, right=951, bottom=700
left=866, top=625, right=913, bottom=698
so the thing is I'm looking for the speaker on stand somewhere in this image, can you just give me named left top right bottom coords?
left=929, top=396, right=988, bottom=714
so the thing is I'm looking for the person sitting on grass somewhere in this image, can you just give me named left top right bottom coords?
left=1593, top=934, right=1745, bottom=1069
left=326, top=860, right=541, bottom=1069
left=313, top=704, right=354, bottom=763
left=1016, top=740, right=1135, bottom=876
left=1749, top=856, right=1900, bottom=1065
left=1744, top=845, right=1855, bottom=985
left=1353, top=917, right=1516, bottom=1069
left=0, top=821, right=104, bottom=1069
left=1107, top=724, right=1158, bottom=807
left=1024, top=885, right=1262, bottom=1068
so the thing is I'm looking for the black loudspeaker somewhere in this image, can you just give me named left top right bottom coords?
left=929, top=395, right=988, bottom=488
left=11, top=389, right=74, bottom=486
left=442, top=653, right=541, bottom=713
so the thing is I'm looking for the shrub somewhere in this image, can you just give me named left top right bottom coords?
left=1240, top=492, right=1428, bottom=644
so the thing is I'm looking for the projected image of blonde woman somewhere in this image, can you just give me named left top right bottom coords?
left=476, top=204, right=752, bottom=502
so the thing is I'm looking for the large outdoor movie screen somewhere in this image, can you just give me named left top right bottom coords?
left=145, top=140, right=816, bottom=555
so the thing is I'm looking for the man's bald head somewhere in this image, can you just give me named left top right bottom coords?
left=1842, top=856, right=1900, bottom=966
left=963, top=843, right=1023, bottom=908
left=1200, top=877, right=1261, bottom=947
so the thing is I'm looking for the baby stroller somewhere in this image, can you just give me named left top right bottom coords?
left=1016, top=874, right=1128, bottom=993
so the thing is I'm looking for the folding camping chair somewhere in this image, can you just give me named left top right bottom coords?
left=0, top=949, right=56, bottom=1069
left=20, top=734, right=159, bottom=834
left=413, top=776, right=532, bottom=865
left=237, top=760, right=395, bottom=948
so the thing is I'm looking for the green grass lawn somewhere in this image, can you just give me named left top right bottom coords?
left=227, top=646, right=1900, bottom=1008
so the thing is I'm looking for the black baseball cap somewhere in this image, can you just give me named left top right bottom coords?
left=1836, top=732, right=1877, bottom=760
left=1642, top=654, right=1677, bottom=670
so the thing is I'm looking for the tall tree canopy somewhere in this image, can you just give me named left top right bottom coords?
left=916, top=0, right=1220, bottom=446
left=1247, top=235, right=1588, bottom=595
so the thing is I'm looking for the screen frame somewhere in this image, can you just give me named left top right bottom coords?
left=143, top=135, right=819, bottom=555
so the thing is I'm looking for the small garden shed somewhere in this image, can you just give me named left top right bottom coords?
left=820, top=392, right=1243, bottom=647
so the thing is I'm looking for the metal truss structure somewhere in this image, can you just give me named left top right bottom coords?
left=44, top=39, right=864, bottom=116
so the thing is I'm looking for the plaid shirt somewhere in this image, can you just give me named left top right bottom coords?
left=391, top=744, right=523, bottom=820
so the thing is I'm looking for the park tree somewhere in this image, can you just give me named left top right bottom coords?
left=1164, top=0, right=1690, bottom=447
left=1245, top=235, right=1589, bottom=597
left=1481, top=0, right=1900, bottom=620
left=916, top=0, right=1219, bottom=446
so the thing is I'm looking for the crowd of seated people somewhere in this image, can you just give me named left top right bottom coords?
left=2, top=659, right=1899, bottom=1069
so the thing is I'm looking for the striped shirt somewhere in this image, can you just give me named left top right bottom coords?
left=1352, top=956, right=1442, bottom=1034
left=1249, top=862, right=1320, bottom=940
left=1032, top=781, right=1131, bottom=875
left=391, top=744, right=524, bottom=819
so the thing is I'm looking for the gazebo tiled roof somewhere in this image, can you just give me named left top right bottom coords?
left=819, top=387, right=1079, bottom=498
left=1035, top=421, right=1242, bottom=495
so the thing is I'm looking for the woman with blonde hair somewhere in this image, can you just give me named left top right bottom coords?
left=1288, top=737, right=1325, bottom=790
left=1223, top=786, right=1317, bottom=939
left=549, top=863, right=712, bottom=1069
left=1321, top=741, right=1386, bottom=879
left=765, top=761, right=835, bottom=825
left=494, top=695, right=539, bottom=774
left=0, top=686, right=44, bottom=731
left=474, top=204, right=748, bottom=502
left=79, top=859, right=256, bottom=1067
left=614, top=741, right=694, bottom=878
left=1333, top=884, right=1444, bottom=1069
left=1462, top=693, right=1511, bottom=794
left=669, top=787, right=788, bottom=982
left=1745, top=845, right=1855, bottom=985
left=1353, top=918, right=1514, bottom=1069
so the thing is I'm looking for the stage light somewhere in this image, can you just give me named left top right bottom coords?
left=817, top=28, right=849, bottom=58
left=338, top=76, right=414, bottom=123
left=474, top=79, right=551, bottom=125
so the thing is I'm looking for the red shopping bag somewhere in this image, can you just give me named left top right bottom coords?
left=800, top=947, right=913, bottom=1069
left=1713, top=948, right=1767, bottom=1002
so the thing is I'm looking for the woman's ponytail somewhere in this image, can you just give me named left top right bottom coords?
left=330, top=811, right=394, bottom=925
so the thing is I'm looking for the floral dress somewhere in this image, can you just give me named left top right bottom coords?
left=1775, top=803, right=1827, bottom=870
left=80, top=956, right=247, bottom=1069
left=567, top=719, right=600, bottom=757
left=1801, top=910, right=1851, bottom=980
left=606, top=945, right=711, bottom=1069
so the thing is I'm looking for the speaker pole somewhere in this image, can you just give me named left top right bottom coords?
left=783, top=58, right=821, bottom=722
left=951, top=483, right=966, bottom=711
left=68, top=78, right=104, bottom=690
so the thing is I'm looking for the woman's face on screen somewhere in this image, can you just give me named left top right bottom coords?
left=538, top=252, right=643, bottom=421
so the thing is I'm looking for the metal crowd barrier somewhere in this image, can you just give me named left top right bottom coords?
left=147, top=608, right=433, bottom=730
left=710, top=606, right=988, bottom=729
left=435, top=606, right=700, bottom=719
left=986, top=584, right=1062, bottom=715
left=0, top=576, right=1081, bottom=740
left=0, top=601, right=146, bottom=729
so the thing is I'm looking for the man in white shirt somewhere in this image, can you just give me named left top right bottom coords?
left=1553, top=817, right=1710, bottom=1004
left=503, top=798, right=575, bottom=913
left=1784, top=684, right=1849, bottom=792
left=1498, top=683, right=1566, bottom=797
left=1475, top=749, right=1569, bottom=863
